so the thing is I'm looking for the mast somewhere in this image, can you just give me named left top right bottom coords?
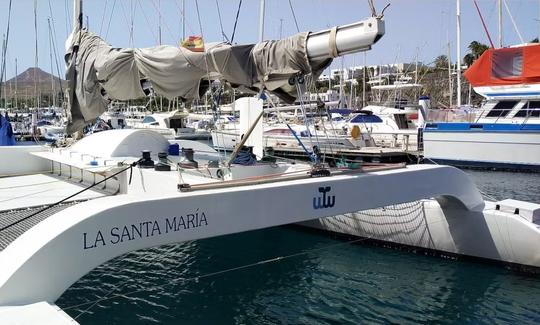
left=1, top=35, right=5, bottom=109
left=258, top=0, right=265, bottom=42
left=456, top=0, right=461, bottom=107
left=362, top=52, right=366, bottom=107
left=14, top=58, right=17, bottom=109
left=182, top=0, right=186, bottom=40
left=158, top=0, right=162, bottom=45
left=48, top=19, right=56, bottom=108
left=447, top=41, right=453, bottom=108
left=74, top=0, right=83, bottom=31
left=34, top=0, right=39, bottom=109
left=498, top=0, right=503, bottom=47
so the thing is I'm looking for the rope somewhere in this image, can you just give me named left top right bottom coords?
left=288, top=0, right=300, bottom=33
left=230, top=0, right=243, bottom=43
left=47, top=1, right=66, bottom=101
left=231, top=147, right=257, bottom=166
left=0, top=162, right=137, bottom=233
left=215, top=0, right=229, bottom=43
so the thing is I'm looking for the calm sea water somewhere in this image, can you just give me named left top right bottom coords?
left=57, top=170, right=540, bottom=324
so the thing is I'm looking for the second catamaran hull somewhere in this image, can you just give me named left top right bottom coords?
left=302, top=199, right=540, bottom=271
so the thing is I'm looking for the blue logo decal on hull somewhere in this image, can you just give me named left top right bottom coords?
left=313, top=186, right=335, bottom=209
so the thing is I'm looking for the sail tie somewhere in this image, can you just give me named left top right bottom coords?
left=328, top=26, right=338, bottom=58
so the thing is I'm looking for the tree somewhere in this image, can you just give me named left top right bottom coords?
left=467, top=41, right=489, bottom=59
left=434, top=55, right=449, bottom=70
left=463, top=53, right=475, bottom=67
left=462, top=41, right=489, bottom=67
left=532, top=37, right=539, bottom=43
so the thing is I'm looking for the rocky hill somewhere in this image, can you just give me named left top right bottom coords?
left=1, top=67, right=66, bottom=99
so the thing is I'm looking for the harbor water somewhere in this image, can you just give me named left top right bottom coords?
left=57, top=170, right=540, bottom=324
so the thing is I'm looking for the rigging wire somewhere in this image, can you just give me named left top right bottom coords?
left=230, top=0, right=243, bottom=44
left=288, top=0, right=300, bottom=33
left=148, top=0, right=179, bottom=45
left=47, top=0, right=66, bottom=100
left=104, top=0, right=118, bottom=41
left=502, top=0, right=524, bottom=44
left=136, top=0, right=159, bottom=44
left=215, top=0, right=230, bottom=43
left=173, top=0, right=196, bottom=40
left=98, top=0, right=109, bottom=36
left=0, top=0, right=13, bottom=103
left=64, top=0, right=71, bottom=35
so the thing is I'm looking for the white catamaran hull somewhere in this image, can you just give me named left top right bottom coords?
left=303, top=199, right=540, bottom=269
left=0, top=132, right=538, bottom=325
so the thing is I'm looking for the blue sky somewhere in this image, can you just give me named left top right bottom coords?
left=1, top=0, right=539, bottom=79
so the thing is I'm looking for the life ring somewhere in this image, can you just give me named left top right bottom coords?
left=216, top=168, right=224, bottom=179
left=350, top=125, right=361, bottom=139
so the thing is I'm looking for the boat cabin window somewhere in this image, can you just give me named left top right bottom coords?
left=514, top=101, right=540, bottom=118
left=142, top=116, right=156, bottom=124
left=485, top=100, right=518, bottom=118
left=492, top=48, right=523, bottom=79
left=350, top=114, right=383, bottom=123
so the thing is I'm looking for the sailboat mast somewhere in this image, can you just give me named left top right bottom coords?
left=498, top=0, right=503, bottom=47
left=74, top=0, right=83, bottom=30
left=182, top=0, right=186, bottom=40
left=1, top=35, right=4, bottom=109
left=362, top=53, right=366, bottom=106
left=48, top=19, right=56, bottom=108
left=447, top=41, right=453, bottom=108
left=456, top=0, right=462, bottom=107
left=14, top=58, right=17, bottom=109
left=258, top=0, right=265, bottom=42
left=34, top=0, right=39, bottom=109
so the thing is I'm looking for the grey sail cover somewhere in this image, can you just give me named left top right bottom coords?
left=65, top=29, right=331, bottom=133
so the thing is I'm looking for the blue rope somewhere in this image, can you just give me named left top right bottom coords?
left=286, top=123, right=318, bottom=163
left=232, top=147, right=257, bottom=166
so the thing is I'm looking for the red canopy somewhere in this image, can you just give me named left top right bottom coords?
left=464, top=44, right=540, bottom=87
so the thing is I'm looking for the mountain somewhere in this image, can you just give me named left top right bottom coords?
left=1, top=67, right=66, bottom=98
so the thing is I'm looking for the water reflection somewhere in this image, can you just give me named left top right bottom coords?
left=59, top=226, right=540, bottom=324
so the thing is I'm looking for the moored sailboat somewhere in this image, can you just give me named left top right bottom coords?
left=0, top=2, right=539, bottom=323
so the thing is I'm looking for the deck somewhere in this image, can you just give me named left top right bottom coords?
left=0, top=173, right=109, bottom=251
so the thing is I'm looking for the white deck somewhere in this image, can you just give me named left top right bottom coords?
left=0, top=302, right=77, bottom=324
left=0, top=174, right=108, bottom=211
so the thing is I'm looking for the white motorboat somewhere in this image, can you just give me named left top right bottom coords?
left=131, top=110, right=211, bottom=140
left=423, top=44, right=540, bottom=171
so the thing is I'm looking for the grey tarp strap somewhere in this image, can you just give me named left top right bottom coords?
left=328, top=26, right=338, bottom=58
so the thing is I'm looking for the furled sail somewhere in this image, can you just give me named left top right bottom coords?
left=65, top=15, right=385, bottom=134
left=65, top=30, right=331, bottom=133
